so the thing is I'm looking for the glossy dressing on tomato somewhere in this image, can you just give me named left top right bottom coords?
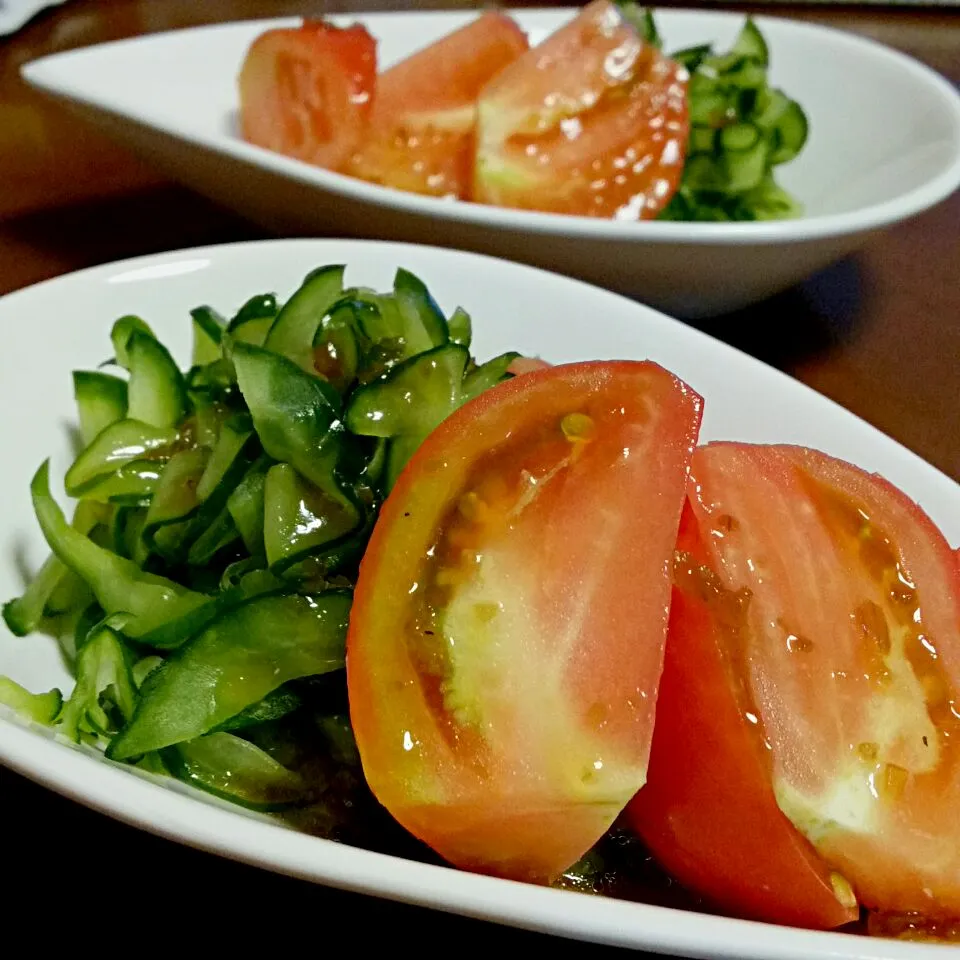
left=347, top=361, right=702, bottom=882
left=474, top=0, right=688, bottom=218
left=687, top=443, right=960, bottom=918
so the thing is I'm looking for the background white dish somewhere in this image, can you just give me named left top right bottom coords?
left=0, top=239, right=957, bottom=958
left=20, top=8, right=960, bottom=318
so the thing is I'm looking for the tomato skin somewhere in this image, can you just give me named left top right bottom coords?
left=626, top=505, right=858, bottom=930
left=676, top=443, right=960, bottom=918
left=347, top=361, right=702, bottom=882
left=474, top=0, right=688, bottom=219
left=349, top=12, right=528, bottom=198
left=239, top=21, right=376, bottom=171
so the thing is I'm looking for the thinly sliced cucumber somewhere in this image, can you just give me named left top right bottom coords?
left=721, top=122, right=760, bottom=152
left=111, top=505, right=148, bottom=564
left=312, top=299, right=366, bottom=391
left=32, top=462, right=209, bottom=640
left=2, top=500, right=105, bottom=634
left=226, top=458, right=269, bottom=556
left=682, top=154, right=726, bottom=191
left=729, top=17, right=769, bottom=66
left=264, top=463, right=362, bottom=573
left=195, top=418, right=255, bottom=503
left=190, top=307, right=225, bottom=366
left=73, top=371, right=128, bottom=447
left=263, top=265, right=345, bottom=371
left=446, top=306, right=472, bottom=348
left=132, top=655, right=163, bottom=688
left=83, top=459, right=163, bottom=506
left=164, top=732, right=307, bottom=811
left=213, top=684, right=302, bottom=733
left=125, top=331, right=187, bottom=429
left=688, top=127, right=717, bottom=155
left=107, top=589, right=351, bottom=759
left=142, top=447, right=210, bottom=558
left=394, top=268, right=449, bottom=352
left=190, top=393, right=230, bottom=449
left=770, top=100, right=809, bottom=165
left=228, top=294, right=279, bottom=347
left=725, top=139, right=769, bottom=192
left=57, top=623, right=137, bottom=742
left=345, top=343, right=469, bottom=438
left=462, top=351, right=521, bottom=403
left=689, top=90, right=730, bottom=127
left=0, top=677, right=61, bottom=725
left=110, top=315, right=153, bottom=368
left=753, top=88, right=791, bottom=130
left=65, top=419, right=175, bottom=496
left=187, top=507, right=240, bottom=566
left=669, top=43, right=713, bottom=73
left=233, top=342, right=357, bottom=522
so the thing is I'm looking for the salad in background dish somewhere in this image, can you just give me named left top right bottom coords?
left=1, top=265, right=958, bottom=945
left=238, top=1, right=808, bottom=223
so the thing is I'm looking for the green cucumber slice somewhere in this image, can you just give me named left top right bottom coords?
left=65, top=419, right=176, bottom=497
left=729, top=17, right=769, bottom=66
left=125, top=331, right=187, bottom=429
left=263, top=463, right=362, bottom=572
left=263, top=265, right=345, bottom=371
left=107, top=589, right=351, bottom=759
left=190, top=307, right=225, bottom=366
left=32, top=461, right=209, bottom=640
left=73, top=371, right=129, bottom=447
left=770, top=100, right=809, bottom=165
left=164, top=732, right=307, bottom=810
left=0, top=677, right=61, bottom=725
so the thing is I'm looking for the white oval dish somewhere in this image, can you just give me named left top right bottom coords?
left=0, top=239, right=957, bottom=959
left=20, top=8, right=960, bottom=318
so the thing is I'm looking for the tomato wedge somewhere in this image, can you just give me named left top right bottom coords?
left=239, top=21, right=376, bottom=171
left=635, top=443, right=960, bottom=920
left=347, top=361, right=702, bottom=882
left=349, top=12, right=528, bottom=198
left=474, top=0, right=689, bottom=219
left=627, top=505, right=859, bottom=929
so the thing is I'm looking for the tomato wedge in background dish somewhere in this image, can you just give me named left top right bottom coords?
left=239, top=21, right=376, bottom=171
left=630, top=443, right=960, bottom=925
left=627, top=504, right=859, bottom=930
left=349, top=12, right=528, bottom=198
left=347, top=361, right=702, bottom=882
left=474, top=0, right=689, bottom=219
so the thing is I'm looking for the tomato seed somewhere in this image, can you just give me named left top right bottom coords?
left=560, top=412, right=596, bottom=442
left=829, top=872, right=858, bottom=910
left=880, top=762, right=910, bottom=801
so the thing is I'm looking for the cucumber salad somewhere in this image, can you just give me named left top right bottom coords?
left=1, top=267, right=521, bottom=844
left=621, top=6, right=808, bottom=221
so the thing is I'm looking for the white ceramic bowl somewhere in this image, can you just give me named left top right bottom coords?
left=22, top=8, right=960, bottom=317
left=1, top=239, right=958, bottom=958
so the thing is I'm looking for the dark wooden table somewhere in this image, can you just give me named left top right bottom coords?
left=1, top=0, right=958, bottom=951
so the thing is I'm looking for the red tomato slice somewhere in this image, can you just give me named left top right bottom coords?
left=347, top=361, right=702, bottom=882
left=349, top=12, right=528, bottom=198
left=626, top=504, right=859, bottom=929
left=239, top=21, right=376, bottom=171
left=665, top=443, right=960, bottom=919
left=473, top=0, right=688, bottom=219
